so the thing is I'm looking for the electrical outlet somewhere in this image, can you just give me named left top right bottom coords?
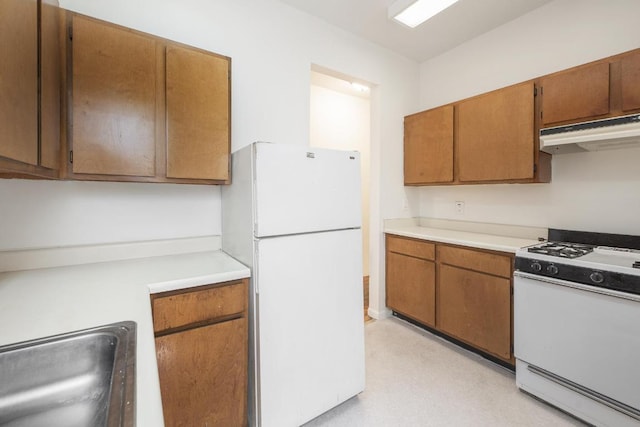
left=455, top=201, right=465, bottom=215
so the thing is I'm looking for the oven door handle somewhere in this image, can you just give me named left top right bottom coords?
left=514, top=271, right=640, bottom=302
left=527, top=364, right=640, bottom=421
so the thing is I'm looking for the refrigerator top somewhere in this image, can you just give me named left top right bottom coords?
left=251, top=142, right=362, bottom=238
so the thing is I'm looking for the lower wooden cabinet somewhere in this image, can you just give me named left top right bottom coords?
left=437, top=264, right=511, bottom=360
left=386, top=250, right=436, bottom=327
left=151, top=279, right=249, bottom=427
left=385, top=234, right=514, bottom=365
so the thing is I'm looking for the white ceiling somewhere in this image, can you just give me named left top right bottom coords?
left=278, top=0, right=554, bottom=62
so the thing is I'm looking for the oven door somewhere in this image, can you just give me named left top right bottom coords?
left=514, top=272, right=640, bottom=413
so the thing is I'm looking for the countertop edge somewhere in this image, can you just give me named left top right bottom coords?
left=384, top=224, right=542, bottom=253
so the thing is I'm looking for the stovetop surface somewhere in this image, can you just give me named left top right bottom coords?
left=518, top=241, right=640, bottom=276
left=527, top=242, right=594, bottom=259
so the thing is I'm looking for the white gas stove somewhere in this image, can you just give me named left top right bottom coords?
left=514, top=230, right=640, bottom=427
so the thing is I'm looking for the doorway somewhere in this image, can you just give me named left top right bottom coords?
left=309, top=67, right=371, bottom=320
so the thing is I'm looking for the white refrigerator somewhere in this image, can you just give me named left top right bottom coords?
left=221, top=142, right=365, bottom=427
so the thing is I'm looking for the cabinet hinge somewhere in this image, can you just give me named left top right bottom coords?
left=534, top=86, right=537, bottom=96
left=69, top=150, right=73, bottom=164
left=533, top=164, right=537, bottom=174
left=68, top=25, right=73, bottom=41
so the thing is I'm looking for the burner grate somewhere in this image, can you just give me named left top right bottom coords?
left=527, top=242, right=594, bottom=259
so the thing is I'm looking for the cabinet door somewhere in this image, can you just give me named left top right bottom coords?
left=0, top=0, right=38, bottom=166
left=404, top=105, right=454, bottom=184
left=156, top=318, right=248, bottom=427
left=386, top=251, right=436, bottom=327
left=621, top=51, right=640, bottom=112
left=458, top=82, right=534, bottom=182
left=71, top=15, right=157, bottom=176
left=541, top=62, right=610, bottom=126
left=166, top=45, right=230, bottom=181
left=40, top=0, right=61, bottom=170
left=437, top=264, right=511, bottom=360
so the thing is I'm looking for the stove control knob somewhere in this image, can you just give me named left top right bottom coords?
left=531, top=262, right=542, bottom=272
left=590, top=271, right=604, bottom=284
left=546, top=264, right=559, bottom=275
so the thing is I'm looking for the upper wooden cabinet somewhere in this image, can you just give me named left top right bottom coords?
left=71, top=15, right=157, bottom=177
left=64, top=13, right=231, bottom=184
left=540, top=48, right=640, bottom=126
left=166, top=46, right=230, bottom=181
left=0, top=0, right=60, bottom=179
left=404, top=82, right=549, bottom=186
left=404, top=105, right=454, bottom=185
left=621, top=51, right=640, bottom=112
left=540, top=62, right=610, bottom=126
left=458, top=82, right=536, bottom=182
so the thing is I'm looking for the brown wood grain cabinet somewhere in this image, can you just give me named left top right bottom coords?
left=151, top=279, right=249, bottom=427
left=70, top=15, right=157, bottom=177
left=621, top=51, right=640, bottom=112
left=385, top=234, right=514, bottom=365
left=404, top=105, right=454, bottom=185
left=404, top=82, right=549, bottom=186
left=166, top=45, right=230, bottom=181
left=540, top=62, right=610, bottom=126
left=64, top=12, right=231, bottom=184
left=458, top=82, right=536, bottom=182
left=0, top=0, right=60, bottom=179
left=436, top=246, right=512, bottom=362
left=385, top=235, right=436, bottom=326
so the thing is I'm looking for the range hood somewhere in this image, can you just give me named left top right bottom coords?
left=540, top=113, right=640, bottom=154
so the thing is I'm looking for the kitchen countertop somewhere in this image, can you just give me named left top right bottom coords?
left=384, top=218, right=547, bottom=253
left=0, top=249, right=250, bottom=427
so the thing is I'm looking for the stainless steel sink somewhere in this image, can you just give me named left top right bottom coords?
left=0, top=321, right=136, bottom=427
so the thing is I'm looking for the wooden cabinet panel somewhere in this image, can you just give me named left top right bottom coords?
left=152, top=281, right=247, bottom=333
left=386, top=251, right=436, bottom=327
left=437, top=264, right=511, bottom=360
left=40, top=0, right=62, bottom=170
left=387, top=235, right=435, bottom=260
left=458, top=82, right=535, bottom=182
left=0, top=0, right=38, bottom=166
left=156, top=318, right=248, bottom=427
left=404, top=106, right=454, bottom=184
left=621, top=52, right=640, bottom=112
left=71, top=15, right=157, bottom=176
left=166, top=46, right=230, bottom=181
left=541, top=62, right=610, bottom=126
left=437, top=245, right=512, bottom=278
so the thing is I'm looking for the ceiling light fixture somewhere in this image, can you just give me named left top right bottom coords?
left=351, top=82, right=370, bottom=92
left=389, top=0, right=460, bottom=28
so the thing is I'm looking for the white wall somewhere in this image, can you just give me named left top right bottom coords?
left=417, top=0, right=640, bottom=235
left=310, top=79, right=371, bottom=276
left=0, top=0, right=419, bottom=316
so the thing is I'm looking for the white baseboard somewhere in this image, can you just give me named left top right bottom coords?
left=368, top=307, right=392, bottom=320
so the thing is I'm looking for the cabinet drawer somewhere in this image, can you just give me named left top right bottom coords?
left=386, top=235, right=435, bottom=260
left=152, top=280, right=247, bottom=333
left=437, top=245, right=511, bottom=278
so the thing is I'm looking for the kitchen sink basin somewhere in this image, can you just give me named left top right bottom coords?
left=0, top=321, right=136, bottom=427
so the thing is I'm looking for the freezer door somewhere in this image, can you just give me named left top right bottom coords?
left=255, top=229, right=365, bottom=427
left=253, top=142, right=361, bottom=237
